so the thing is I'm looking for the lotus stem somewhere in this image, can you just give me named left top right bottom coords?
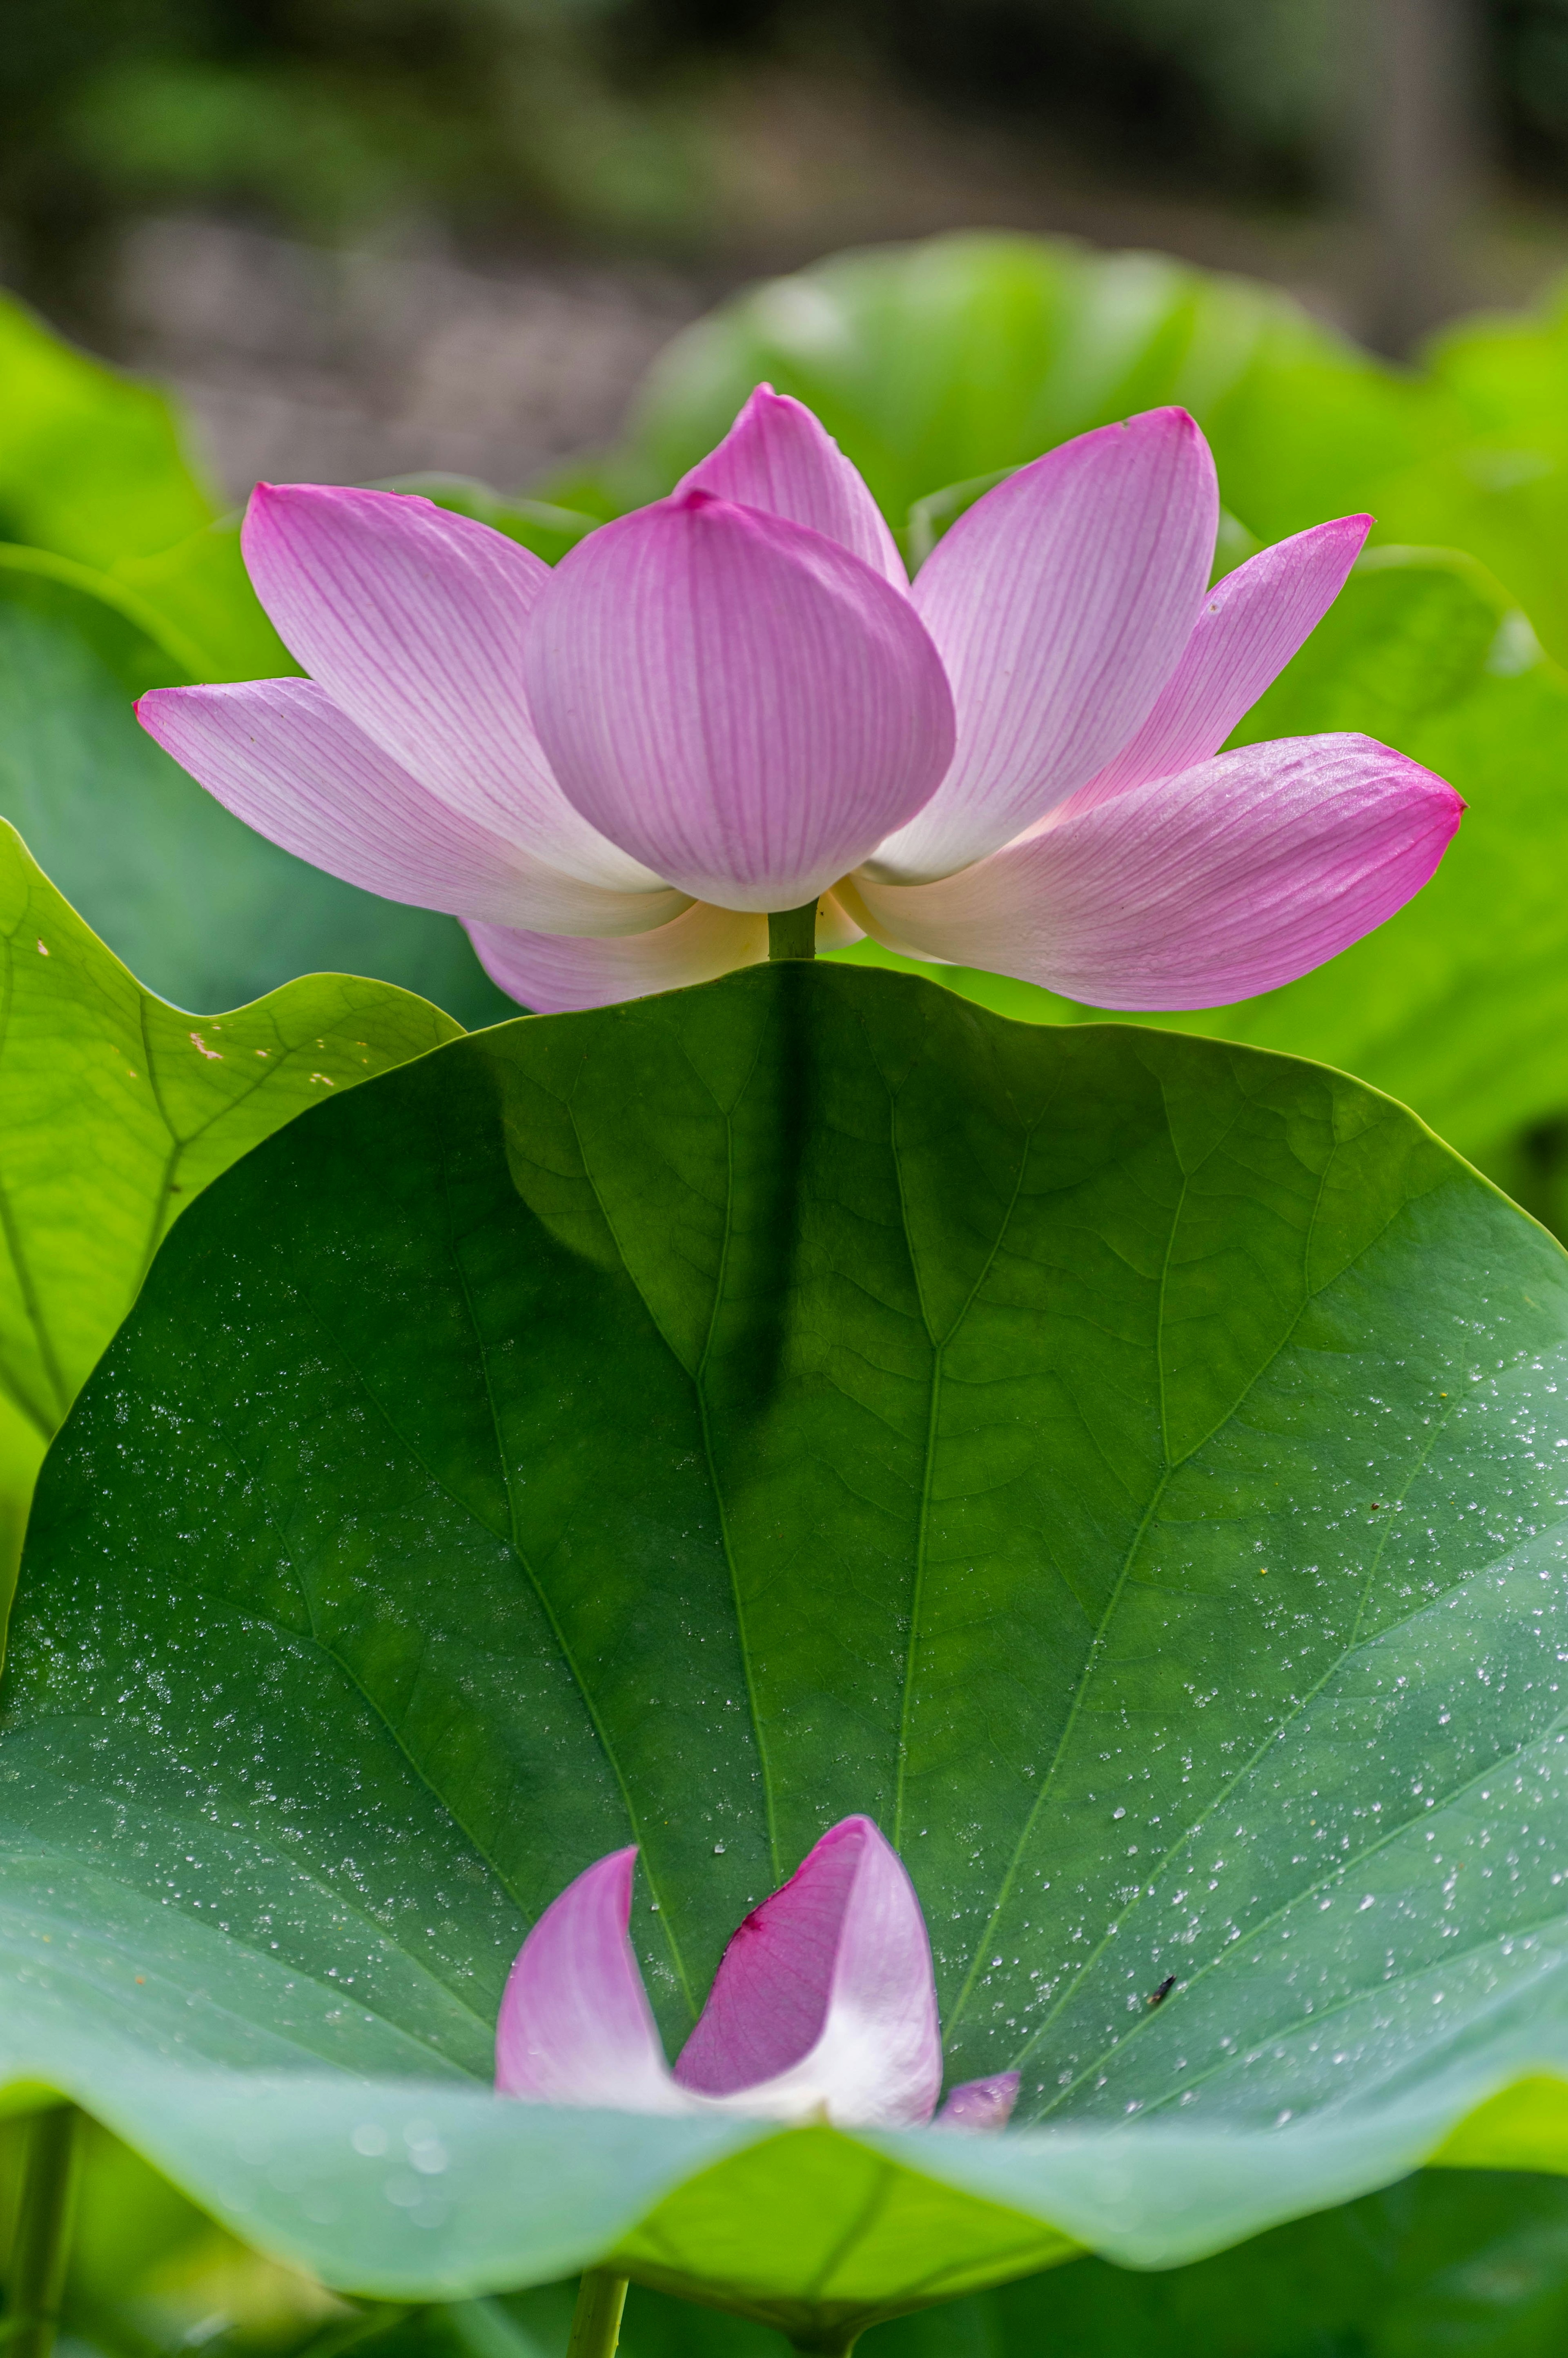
left=6, top=2104, right=82, bottom=2358
left=768, top=903, right=819, bottom=960
left=565, top=2272, right=628, bottom=2358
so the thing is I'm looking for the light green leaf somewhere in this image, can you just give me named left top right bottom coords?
left=612, top=2167, right=1568, bottom=2357
left=0, top=817, right=462, bottom=1608
left=4, top=966, right=1568, bottom=2340
left=24, top=2115, right=1568, bottom=2358
left=0, top=287, right=298, bottom=685
left=0, top=290, right=216, bottom=571
left=1363, top=278, right=1568, bottom=680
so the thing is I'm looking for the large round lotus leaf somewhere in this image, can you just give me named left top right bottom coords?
left=4, top=966, right=1568, bottom=2345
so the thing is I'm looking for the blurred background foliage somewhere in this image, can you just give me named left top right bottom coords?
left=4, top=0, right=1338, bottom=286
left=10, top=0, right=1568, bottom=316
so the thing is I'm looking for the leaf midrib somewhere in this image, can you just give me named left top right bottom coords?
left=886, top=1066, right=1045, bottom=1851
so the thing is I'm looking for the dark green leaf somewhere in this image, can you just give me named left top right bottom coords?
left=3, top=966, right=1568, bottom=2331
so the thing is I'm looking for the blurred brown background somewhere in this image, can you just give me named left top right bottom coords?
left=3, top=0, right=1563, bottom=499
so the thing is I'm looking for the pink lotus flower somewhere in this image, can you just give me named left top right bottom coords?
left=138, top=390, right=1461, bottom=1015
left=494, top=1815, right=1017, bottom=2133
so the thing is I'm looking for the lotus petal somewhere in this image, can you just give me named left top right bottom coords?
left=937, top=2075, right=1022, bottom=2132
left=468, top=902, right=768, bottom=1013
left=1068, top=515, right=1372, bottom=814
left=870, top=408, right=1218, bottom=883
left=138, top=679, right=687, bottom=937
left=241, top=484, right=659, bottom=890
left=675, top=1816, right=942, bottom=2130
left=494, top=1849, right=686, bottom=2113
left=523, top=492, right=954, bottom=913
left=848, top=735, right=1463, bottom=1009
left=679, top=385, right=908, bottom=588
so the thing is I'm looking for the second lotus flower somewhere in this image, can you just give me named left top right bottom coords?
left=139, top=390, right=1462, bottom=1015
left=494, top=1814, right=1018, bottom=2132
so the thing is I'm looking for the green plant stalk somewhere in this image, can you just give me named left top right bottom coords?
left=6, top=2105, right=82, bottom=2358
left=768, top=902, right=819, bottom=960
left=565, top=2273, right=628, bottom=2358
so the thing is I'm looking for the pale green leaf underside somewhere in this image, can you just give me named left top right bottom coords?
left=4, top=967, right=1568, bottom=2331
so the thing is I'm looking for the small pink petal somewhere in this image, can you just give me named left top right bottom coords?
left=849, top=735, right=1463, bottom=1009
left=679, top=385, right=908, bottom=588
left=936, top=2074, right=1020, bottom=2133
left=138, top=679, right=686, bottom=937
left=674, top=1815, right=942, bottom=2129
left=1066, top=515, right=1372, bottom=814
left=872, top=407, right=1219, bottom=883
left=495, top=1848, right=686, bottom=2112
left=468, top=901, right=768, bottom=1012
left=242, top=484, right=661, bottom=890
left=523, top=492, right=954, bottom=913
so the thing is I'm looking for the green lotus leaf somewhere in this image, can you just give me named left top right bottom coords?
left=1354, top=281, right=1568, bottom=681
left=0, top=817, right=463, bottom=1602
left=0, top=286, right=290, bottom=686
left=4, top=964, right=1568, bottom=2344
left=610, top=2165, right=1568, bottom=2357
left=0, top=290, right=215, bottom=572
left=866, top=2166, right=1568, bottom=2358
